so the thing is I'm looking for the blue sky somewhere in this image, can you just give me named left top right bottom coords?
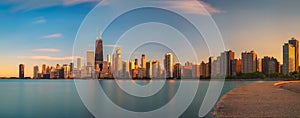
left=1, top=0, right=300, bottom=77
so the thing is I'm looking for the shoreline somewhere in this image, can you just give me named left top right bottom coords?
left=213, top=81, right=300, bottom=117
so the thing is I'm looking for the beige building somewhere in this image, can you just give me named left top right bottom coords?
left=242, top=51, right=257, bottom=73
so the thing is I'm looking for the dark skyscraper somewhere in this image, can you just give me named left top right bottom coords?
left=288, top=37, right=299, bottom=72
left=19, top=64, right=24, bottom=79
left=262, top=56, right=271, bottom=74
left=95, top=34, right=103, bottom=72
left=135, top=58, right=138, bottom=68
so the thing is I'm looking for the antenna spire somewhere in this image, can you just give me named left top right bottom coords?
left=99, top=31, right=102, bottom=39
left=96, top=29, right=99, bottom=39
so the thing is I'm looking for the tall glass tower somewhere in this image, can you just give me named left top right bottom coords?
left=95, top=33, right=103, bottom=72
left=288, top=37, right=299, bottom=72
left=19, top=64, right=24, bottom=79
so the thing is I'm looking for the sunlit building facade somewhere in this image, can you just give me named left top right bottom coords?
left=283, top=43, right=295, bottom=74
left=146, top=60, right=153, bottom=78
left=288, top=37, right=299, bottom=72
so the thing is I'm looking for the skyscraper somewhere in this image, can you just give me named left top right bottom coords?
left=86, top=51, right=94, bottom=67
left=242, top=51, right=257, bottom=73
left=129, top=60, right=135, bottom=71
left=115, top=48, right=122, bottom=77
left=95, top=36, right=103, bottom=71
left=257, top=58, right=263, bottom=72
left=182, top=62, right=193, bottom=78
left=112, top=53, right=116, bottom=72
left=152, top=60, right=160, bottom=78
left=141, top=54, right=146, bottom=69
left=262, top=56, right=271, bottom=74
left=283, top=43, right=295, bottom=74
left=146, top=60, right=153, bottom=78
left=134, top=58, right=139, bottom=69
left=200, top=61, right=206, bottom=77
left=33, top=65, right=39, bottom=79
left=209, top=56, right=217, bottom=76
left=129, top=60, right=135, bottom=78
left=288, top=37, right=299, bottom=72
left=86, top=50, right=94, bottom=76
left=77, top=58, right=81, bottom=70
left=173, top=63, right=181, bottom=79
left=220, top=50, right=235, bottom=76
left=107, top=54, right=111, bottom=63
left=268, top=57, right=279, bottom=74
left=192, top=64, right=200, bottom=78
left=211, top=56, right=221, bottom=76
left=164, top=53, right=174, bottom=78
left=42, top=64, right=46, bottom=75
left=122, top=61, right=129, bottom=78
left=232, top=59, right=242, bottom=76
left=19, top=64, right=24, bottom=79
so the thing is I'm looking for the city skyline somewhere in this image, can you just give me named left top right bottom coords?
left=1, top=0, right=300, bottom=77
left=14, top=37, right=298, bottom=79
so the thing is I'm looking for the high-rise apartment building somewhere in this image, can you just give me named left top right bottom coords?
left=19, top=64, right=25, bottom=79
left=283, top=43, right=295, bottom=74
left=173, top=63, right=181, bottom=79
left=209, top=56, right=217, bottom=76
left=152, top=60, right=161, bottom=78
left=42, top=64, right=46, bottom=75
left=220, top=50, right=235, bottom=76
left=33, top=65, right=39, bottom=79
left=86, top=51, right=94, bottom=67
left=146, top=60, right=153, bottom=78
left=115, top=48, right=122, bottom=77
left=77, top=58, right=81, bottom=70
left=141, top=54, right=146, bottom=69
left=164, top=53, right=174, bottom=78
left=242, top=51, right=257, bottom=73
left=232, top=59, right=242, bottom=76
left=288, top=37, right=299, bottom=72
left=257, top=58, right=262, bottom=72
left=192, top=64, right=200, bottom=78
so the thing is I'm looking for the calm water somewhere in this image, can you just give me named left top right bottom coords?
left=0, top=80, right=254, bottom=118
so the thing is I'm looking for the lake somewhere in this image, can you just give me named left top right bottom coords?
left=0, top=79, right=255, bottom=118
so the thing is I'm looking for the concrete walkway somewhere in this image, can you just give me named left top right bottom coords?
left=213, top=81, right=300, bottom=117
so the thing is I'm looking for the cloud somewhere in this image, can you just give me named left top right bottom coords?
left=41, top=33, right=63, bottom=39
left=164, top=0, right=224, bottom=15
left=0, top=0, right=102, bottom=12
left=104, top=44, right=120, bottom=48
left=32, top=48, right=61, bottom=52
left=63, top=0, right=101, bottom=6
left=32, top=17, right=47, bottom=24
left=17, top=56, right=75, bottom=61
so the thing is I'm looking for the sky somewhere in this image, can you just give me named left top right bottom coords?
left=0, top=0, right=300, bottom=77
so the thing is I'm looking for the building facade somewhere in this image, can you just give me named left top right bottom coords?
left=288, top=37, right=299, bottom=72
left=242, top=51, right=257, bottom=73
left=19, top=64, right=25, bottom=79
left=164, top=53, right=174, bottom=78
left=283, top=43, right=295, bottom=74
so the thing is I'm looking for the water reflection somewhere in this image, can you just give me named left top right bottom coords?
left=99, top=80, right=180, bottom=112
left=0, top=80, right=255, bottom=118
